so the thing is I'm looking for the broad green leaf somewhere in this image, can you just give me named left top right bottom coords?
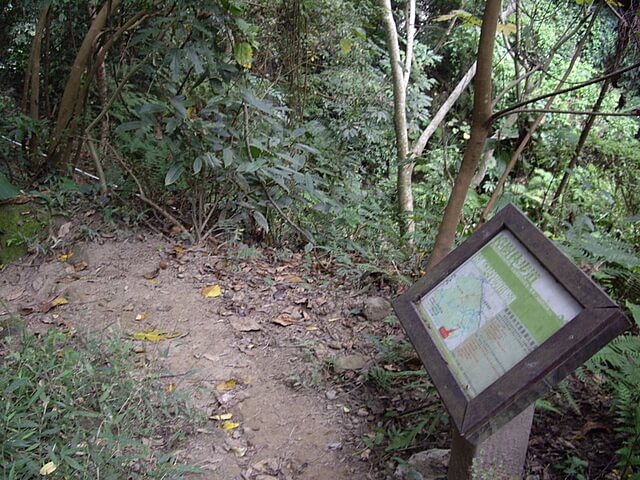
left=223, top=148, right=234, bottom=167
left=139, top=103, right=166, bottom=114
left=241, top=89, right=274, bottom=114
left=193, top=156, right=203, bottom=174
left=626, top=302, right=640, bottom=328
left=340, top=38, right=353, bottom=54
left=186, top=46, right=204, bottom=74
left=165, top=164, right=184, bottom=186
left=497, top=23, right=517, bottom=35
left=234, top=42, right=253, bottom=69
left=170, top=96, right=188, bottom=119
left=116, top=121, right=145, bottom=132
left=0, top=171, right=20, bottom=200
left=253, top=211, right=269, bottom=233
left=169, top=52, right=180, bottom=81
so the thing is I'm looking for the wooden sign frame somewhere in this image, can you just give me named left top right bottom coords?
left=393, top=204, right=630, bottom=444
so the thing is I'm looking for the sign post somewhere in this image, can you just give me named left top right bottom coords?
left=392, top=204, right=630, bottom=479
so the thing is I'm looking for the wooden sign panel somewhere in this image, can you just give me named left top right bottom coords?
left=393, top=204, right=630, bottom=444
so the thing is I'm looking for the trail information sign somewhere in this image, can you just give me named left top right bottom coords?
left=419, top=229, right=581, bottom=399
left=393, top=204, right=630, bottom=450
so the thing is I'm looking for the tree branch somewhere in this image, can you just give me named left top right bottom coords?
left=500, top=108, right=639, bottom=117
left=491, top=60, right=640, bottom=123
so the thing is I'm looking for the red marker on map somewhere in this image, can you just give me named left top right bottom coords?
left=439, top=326, right=456, bottom=339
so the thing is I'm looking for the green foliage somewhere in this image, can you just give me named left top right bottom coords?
left=0, top=328, right=201, bottom=479
left=584, top=303, right=640, bottom=477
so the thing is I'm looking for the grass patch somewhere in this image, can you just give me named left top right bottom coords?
left=0, top=326, right=202, bottom=479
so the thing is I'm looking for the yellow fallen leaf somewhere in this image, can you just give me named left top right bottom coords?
left=209, top=413, right=233, bottom=421
left=131, top=330, right=182, bottom=342
left=174, top=245, right=185, bottom=254
left=221, top=422, right=240, bottom=430
left=39, top=461, right=57, bottom=475
left=202, top=284, right=222, bottom=298
left=306, top=326, right=319, bottom=331
left=135, top=313, right=147, bottom=321
left=216, top=378, right=237, bottom=392
left=58, top=252, right=74, bottom=262
left=167, top=383, right=176, bottom=393
left=285, top=275, right=304, bottom=283
left=51, top=297, right=69, bottom=307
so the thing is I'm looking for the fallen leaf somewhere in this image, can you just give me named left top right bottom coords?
left=51, top=297, right=69, bottom=307
left=130, top=330, right=182, bottom=342
left=135, top=313, right=147, bottom=322
left=40, top=296, right=69, bottom=313
left=58, top=252, right=74, bottom=262
left=39, top=461, right=57, bottom=475
left=210, top=413, right=233, bottom=421
left=272, top=314, right=295, bottom=327
left=6, top=289, right=25, bottom=301
left=231, top=445, right=247, bottom=457
left=173, top=245, right=185, bottom=255
left=167, top=383, right=176, bottom=393
left=57, top=222, right=72, bottom=239
left=229, top=316, right=261, bottom=332
left=73, top=261, right=88, bottom=272
left=284, top=275, right=303, bottom=283
left=202, top=284, right=222, bottom=298
left=216, top=378, right=237, bottom=392
left=306, top=326, right=319, bottom=331
left=143, top=268, right=160, bottom=280
left=221, top=422, right=240, bottom=430
left=580, top=421, right=612, bottom=436
left=133, top=346, right=146, bottom=354
left=19, top=306, right=35, bottom=316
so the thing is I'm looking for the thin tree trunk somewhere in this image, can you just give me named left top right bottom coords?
left=549, top=79, right=610, bottom=208
left=474, top=6, right=592, bottom=190
left=22, top=3, right=51, bottom=166
left=426, top=0, right=501, bottom=270
left=379, top=0, right=415, bottom=237
left=43, top=8, right=52, bottom=119
left=550, top=2, right=633, bottom=209
left=48, top=0, right=122, bottom=167
left=412, top=62, right=476, bottom=158
left=480, top=3, right=600, bottom=223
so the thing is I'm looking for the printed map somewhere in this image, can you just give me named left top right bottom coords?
left=416, top=231, right=582, bottom=398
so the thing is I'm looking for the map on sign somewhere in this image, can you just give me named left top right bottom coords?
left=416, top=231, right=582, bottom=398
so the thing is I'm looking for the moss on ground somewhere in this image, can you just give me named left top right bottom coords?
left=0, top=203, right=47, bottom=265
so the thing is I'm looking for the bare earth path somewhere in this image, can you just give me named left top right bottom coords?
left=0, top=234, right=387, bottom=479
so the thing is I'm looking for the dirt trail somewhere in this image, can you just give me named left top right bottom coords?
left=0, top=234, right=384, bottom=479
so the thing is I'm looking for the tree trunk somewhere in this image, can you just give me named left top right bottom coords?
left=425, top=0, right=502, bottom=270
left=379, top=0, right=416, bottom=238
left=48, top=0, right=122, bottom=168
left=22, top=3, right=51, bottom=167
